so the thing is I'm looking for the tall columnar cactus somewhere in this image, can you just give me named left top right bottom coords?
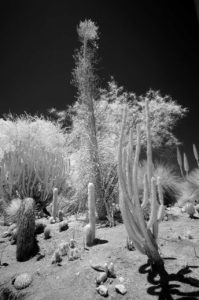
left=145, top=99, right=153, bottom=196
left=52, top=188, right=58, bottom=221
left=176, top=146, right=184, bottom=178
left=16, top=198, right=37, bottom=261
left=84, top=182, right=96, bottom=246
left=118, top=102, right=165, bottom=268
left=183, top=152, right=189, bottom=177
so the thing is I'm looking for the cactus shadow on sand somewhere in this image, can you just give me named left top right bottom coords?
left=93, top=238, right=108, bottom=245
left=139, top=260, right=199, bottom=300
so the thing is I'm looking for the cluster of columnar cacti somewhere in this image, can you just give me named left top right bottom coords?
left=118, top=99, right=165, bottom=265
left=177, top=144, right=199, bottom=178
left=84, top=182, right=96, bottom=246
left=16, top=198, right=37, bottom=262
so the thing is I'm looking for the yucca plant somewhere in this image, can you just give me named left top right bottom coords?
left=118, top=99, right=167, bottom=278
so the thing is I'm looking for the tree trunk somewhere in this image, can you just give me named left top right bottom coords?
left=86, top=96, right=107, bottom=220
left=82, top=37, right=107, bottom=220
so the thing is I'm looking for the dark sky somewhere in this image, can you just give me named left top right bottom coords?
left=0, top=0, right=199, bottom=160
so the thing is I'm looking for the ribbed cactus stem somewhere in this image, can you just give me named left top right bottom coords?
left=145, top=99, right=153, bottom=197
left=157, top=177, right=165, bottom=222
left=85, top=182, right=96, bottom=246
left=141, top=173, right=149, bottom=209
left=183, top=152, right=189, bottom=177
left=52, top=188, right=58, bottom=220
left=147, top=178, right=159, bottom=239
left=193, top=144, right=199, bottom=167
left=16, top=198, right=36, bottom=261
left=157, top=177, right=163, bottom=205
left=176, top=146, right=184, bottom=178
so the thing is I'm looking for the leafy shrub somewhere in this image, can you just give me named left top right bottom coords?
left=0, top=115, right=69, bottom=208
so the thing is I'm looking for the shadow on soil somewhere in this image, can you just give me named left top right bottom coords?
left=139, top=261, right=199, bottom=300
left=93, top=238, right=108, bottom=245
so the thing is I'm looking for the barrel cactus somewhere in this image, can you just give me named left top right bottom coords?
left=16, top=198, right=37, bottom=261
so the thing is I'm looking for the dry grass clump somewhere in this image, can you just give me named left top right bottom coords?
left=138, top=160, right=181, bottom=206
left=177, top=168, right=199, bottom=206
left=0, top=115, right=69, bottom=207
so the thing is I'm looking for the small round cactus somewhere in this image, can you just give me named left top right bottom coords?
left=49, top=216, right=56, bottom=224
left=58, top=210, right=64, bottom=222
left=69, top=238, right=76, bottom=248
left=58, top=242, right=69, bottom=256
left=14, top=273, right=33, bottom=290
left=44, top=227, right=51, bottom=239
left=59, top=221, right=69, bottom=232
left=184, top=203, right=195, bottom=217
left=51, top=250, right=62, bottom=264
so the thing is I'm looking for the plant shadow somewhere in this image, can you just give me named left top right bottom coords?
left=93, top=238, right=108, bottom=245
left=139, top=260, right=199, bottom=300
left=190, top=215, right=199, bottom=220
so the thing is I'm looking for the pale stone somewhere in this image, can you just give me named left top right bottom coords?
left=96, top=285, right=108, bottom=297
left=115, top=284, right=127, bottom=295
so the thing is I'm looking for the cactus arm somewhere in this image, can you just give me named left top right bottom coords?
left=193, top=144, right=199, bottom=167
left=183, top=152, right=189, bottom=176
left=126, top=128, right=134, bottom=199
left=156, top=176, right=165, bottom=223
left=176, top=146, right=184, bottom=178
left=157, top=205, right=165, bottom=222
left=147, top=178, right=159, bottom=240
left=147, top=178, right=158, bottom=230
left=145, top=99, right=153, bottom=193
left=141, top=173, right=149, bottom=209
left=157, top=177, right=163, bottom=205
left=120, top=193, right=145, bottom=246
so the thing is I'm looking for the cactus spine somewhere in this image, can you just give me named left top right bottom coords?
left=118, top=100, right=164, bottom=266
left=52, top=188, right=58, bottom=221
left=16, top=198, right=36, bottom=261
left=84, top=182, right=96, bottom=246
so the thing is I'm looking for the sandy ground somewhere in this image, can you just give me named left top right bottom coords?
left=1, top=207, right=199, bottom=300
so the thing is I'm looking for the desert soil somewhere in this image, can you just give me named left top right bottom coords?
left=1, top=207, right=199, bottom=300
